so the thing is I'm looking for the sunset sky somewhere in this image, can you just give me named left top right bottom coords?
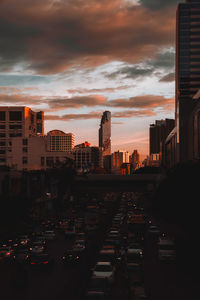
left=0, top=0, right=184, bottom=159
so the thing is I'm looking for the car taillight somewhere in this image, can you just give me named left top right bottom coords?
left=30, top=262, right=35, bottom=264
left=43, top=261, right=48, bottom=264
left=6, top=252, right=10, bottom=256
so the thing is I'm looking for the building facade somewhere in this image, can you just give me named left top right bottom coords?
left=47, top=130, right=74, bottom=152
left=73, top=142, right=103, bottom=172
left=176, top=0, right=200, bottom=162
left=150, top=119, right=175, bottom=156
left=0, top=107, right=44, bottom=166
left=99, top=111, right=111, bottom=157
left=6, top=135, right=74, bottom=171
left=0, top=106, right=74, bottom=170
left=111, top=150, right=129, bottom=174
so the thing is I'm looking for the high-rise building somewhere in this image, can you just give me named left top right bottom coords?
left=111, top=150, right=129, bottom=174
left=130, top=150, right=140, bottom=164
left=99, top=111, right=111, bottom=157
left=150, top=119, right=175, bottom=156
left=0, top=107, right=44, bottom=166
left=47, top=130, right=74, bottom=152
left=73, top=142, right=102, bottom=171
left=176, top=0, right=200, bottom=162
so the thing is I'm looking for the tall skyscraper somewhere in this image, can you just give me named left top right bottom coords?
left=99, top=111, right=111, bottom=157
left=176, top=0, right=200, bottom=162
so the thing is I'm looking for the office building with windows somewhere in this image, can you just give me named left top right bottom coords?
left=0, top=106, right=73, bottom=170
left=47, top=130, right=74, bottom=152
left=0, top=107, right=44, bottom=166
left=176, top=0, right=200, bottom=162
left=99, top=111, right=111, bottom=157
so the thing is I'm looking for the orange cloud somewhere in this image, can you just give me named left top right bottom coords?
left=0, top=0, right=177, bottom=74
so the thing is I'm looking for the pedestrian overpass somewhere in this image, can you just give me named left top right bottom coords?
left=71, top=174, right=163, bottom=193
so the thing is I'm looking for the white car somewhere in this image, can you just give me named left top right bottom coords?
left=93, top=261, right=115, bottom=282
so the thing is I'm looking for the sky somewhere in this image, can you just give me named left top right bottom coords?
left=0, top=0, right=184, bottom=160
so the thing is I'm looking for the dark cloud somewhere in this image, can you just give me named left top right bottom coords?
left=139, top=0, right=183, bottom=10
left=108, top=51, right=175, bottom=80
left=147, top=51, right=175, bottom=70
left=159, top=72, right=175, bottom=82
left=0, top=0, right=177, bottom=74
left=108, top=66, right=154, bottom=79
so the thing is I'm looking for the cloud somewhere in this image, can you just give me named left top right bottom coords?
left=108, top=50, right=175, bottom=79
left=0, top=0, right=177, bottom=74
left=108, top=66, right=154, bottom=79
left=139, top=0, right=183, bottom=10
left=47, top=95, right=107, bottom=110
left=159, top=72, right=175, bottom=82
left=0, top=74, right=52, bottom=86
left=45, top=108, right=157, bottom=121
left=108, top=95, right=174, bottom=110
left=0, top=91, right=174, bottom=114
left=45, top=111, right=101, bottom=121
left=67, top=86, right=131, bottom=94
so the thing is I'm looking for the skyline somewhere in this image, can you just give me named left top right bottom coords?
left=0, top=0, right=184, bottom=157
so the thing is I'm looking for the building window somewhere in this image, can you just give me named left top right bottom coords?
left=41, top=157, right=45, bottom=166
left=22, top=157, right=28, bottom=164
left=9, top=125, right=22, bottom=129
left=9, top=133, right=22, bottom=137
left=0, top=133, right=6, bottom=137
left=22, top=139, right=28, bottom=146
left=9, top=111, right=22, bottom=121
left=23, top=147, right=28, bottom=153
left=0, top=141, right=6, bottom=146
left=0, top=125, right=5, bottom=129
left=0, top=111, right=6, bottom=121
left=46, top=157, right=54, bottom=167
left=0, top=150, right=5, bottom=154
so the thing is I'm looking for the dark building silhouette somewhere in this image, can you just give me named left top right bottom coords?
left=99, top=111, right=111, bottom=157
left=150, top=119, right=175, bottom=155
left=176, top=0, right=200, bottom=162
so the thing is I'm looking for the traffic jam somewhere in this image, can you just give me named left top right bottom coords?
left=0, top=192, right=177, bottom=300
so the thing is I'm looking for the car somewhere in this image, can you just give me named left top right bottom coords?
left=61, top=250, right=81, bottom=265
left=85, top=291, right=108, bottom=299
left=87, top=276, right=110, bottom=294
left=148, top=225, right=160, bottom=235
left=0, top=246, right=13, bottom=262
left=73, top=239, right=86, bottom=250
left=29, top=243, right=45, bottom=255
left=92, top=262, right=115, bottom=283
left=157, top=237, right=176, bottom=261
left=11, top=248, right=30, bottom=265
left=126, top=249, right=143, bottom=271
left=18, top=235, right=30, bottom=246
left=64, top=229, right=76, bottom=239
left=29, top=253, right=54, bottom=270
left=98, top=249, right=116, bottom=265
left=43, top=230, right=56, bottom=241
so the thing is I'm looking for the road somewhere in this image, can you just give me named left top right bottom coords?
left=0, top=191, right=199, bottom=300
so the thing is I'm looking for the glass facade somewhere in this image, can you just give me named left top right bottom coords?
left=99, top=111, right=111, bottom=157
